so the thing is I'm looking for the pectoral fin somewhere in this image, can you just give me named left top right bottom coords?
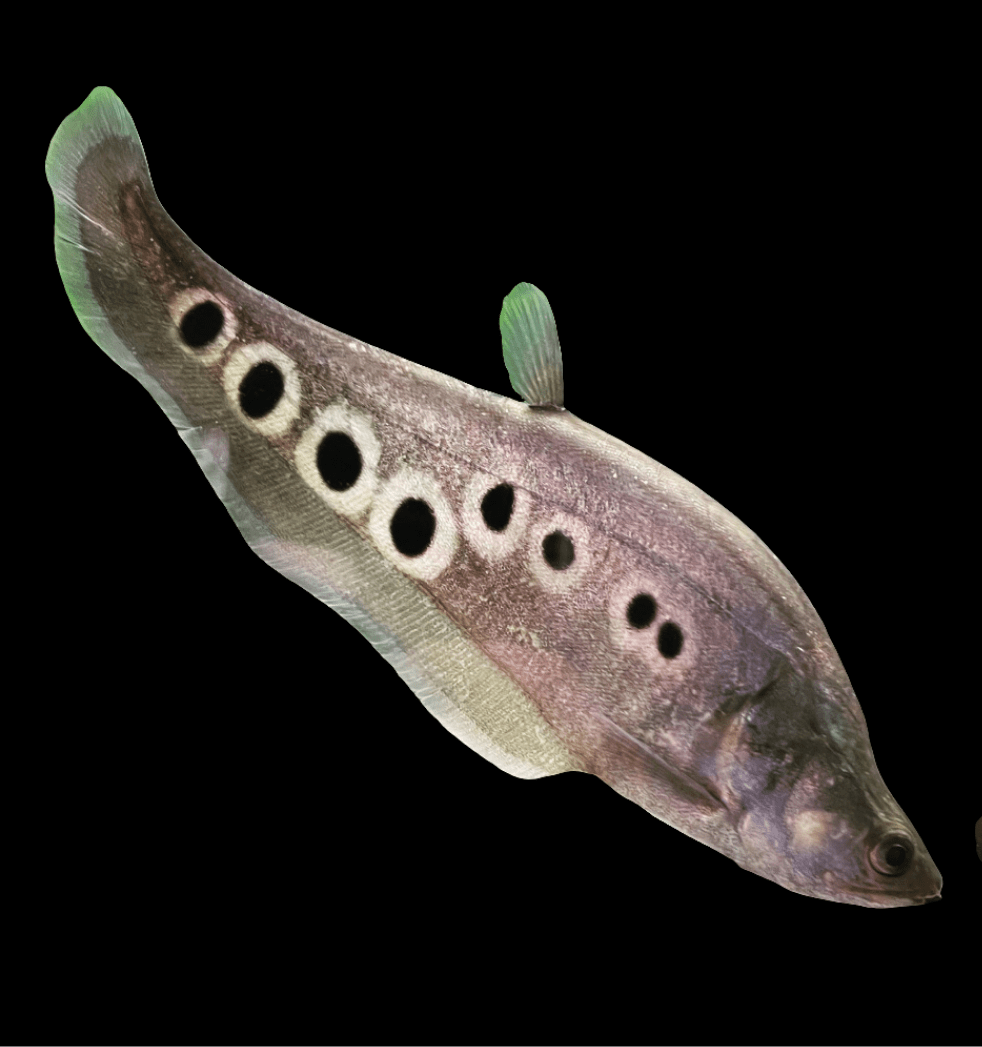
left=594, top=711, right=727, bottom=813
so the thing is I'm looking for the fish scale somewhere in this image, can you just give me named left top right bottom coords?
left=46, top=86, right=942, bottom=906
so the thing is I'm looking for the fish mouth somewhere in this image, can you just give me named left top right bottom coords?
left=831, top=879, right=942, bottom=908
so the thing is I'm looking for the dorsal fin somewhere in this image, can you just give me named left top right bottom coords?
left=499, top=282, right=564, bottom=409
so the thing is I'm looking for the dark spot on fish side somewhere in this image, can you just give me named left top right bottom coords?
left=627, top=593, right=656, bottom=628
left=391, top=498, right=436, bottom=557
left=542, top=530, right=574, bottom=570
left=658, top=621, right=683, bottom=658
left=481, top=484, right=514, bottom=532
left=239, top=361, right=284, bottom=419
left=317, top=431, right=362, bottom=492
left=180, top=300, right=224, bottom=349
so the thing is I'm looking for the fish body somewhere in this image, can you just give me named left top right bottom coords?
left=46, top=87, right=942, bottom=907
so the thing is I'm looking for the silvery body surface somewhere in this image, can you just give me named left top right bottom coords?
left=46, top=87, right=942, bottom=907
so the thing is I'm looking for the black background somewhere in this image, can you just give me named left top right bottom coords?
left=36, top=84, right=976, bottom=1037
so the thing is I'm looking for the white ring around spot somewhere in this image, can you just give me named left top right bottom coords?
left=368, top=467, right=458, bottom=581
left=223, top=342, right=301, bottom=437
left=168, top=288, right=237, bottom=365
left=295, top=402, right=380, bottom=518
left=607, top=571, right=695, bottom=673
left=460, top=473, right=531, bottom=561
left=527, top=512, right=592, bottom=593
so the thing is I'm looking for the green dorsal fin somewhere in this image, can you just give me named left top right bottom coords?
left=499, top=282, right=564, bottom=409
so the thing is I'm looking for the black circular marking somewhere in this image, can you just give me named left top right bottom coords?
left=390, top=498, right=436, bottom=557
left=180, top=300, right=224, bottom=349
left=657, top=621, right=683, bottom=658
left=542, top=530, right=575, bottom=570
left=238, top=361, right=284, bottom=419
left=316, top=431, right=362, bottom=492
left=626, top=593, right=657, bottom=629
left=481, top=483, right=514, bottom=532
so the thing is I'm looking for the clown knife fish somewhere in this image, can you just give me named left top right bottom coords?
left=46, top=87, right=942, bottom=907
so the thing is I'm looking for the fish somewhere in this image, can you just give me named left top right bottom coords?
left=46, top=86, right=942, bottom=908
left=977, top=817, right=981, bottom=861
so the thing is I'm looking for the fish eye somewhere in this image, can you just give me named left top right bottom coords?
left=868, top=833, right=914, bottom=876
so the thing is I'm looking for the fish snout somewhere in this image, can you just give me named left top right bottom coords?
left=864, top=826, right=943, bottom=903
left=778, top=756, right=943, bottom=907
left=827, top=822, right=943, bottom=907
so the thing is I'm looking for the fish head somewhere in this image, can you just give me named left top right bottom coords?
left=715, top=661, right=942, bottom=907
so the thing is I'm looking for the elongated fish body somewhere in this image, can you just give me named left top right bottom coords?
left=47, top=87, right=942, bottom=907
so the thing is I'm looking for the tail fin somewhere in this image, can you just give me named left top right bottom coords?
left=45, top=87, right=216, bottom=436
left=45, top=88, right=160, bottom=377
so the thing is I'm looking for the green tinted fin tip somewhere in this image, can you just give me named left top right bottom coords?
left=499, top=282, right=564, bottom=409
